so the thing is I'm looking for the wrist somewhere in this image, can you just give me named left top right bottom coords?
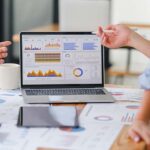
left=127, top=30, right=139, bottom=47
left=135, top=112, right=150, bottom=123
left=127, top=30, right=150, bottom=57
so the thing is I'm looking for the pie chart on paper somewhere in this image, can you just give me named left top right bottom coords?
left=94, top=115, right=113, bottom=121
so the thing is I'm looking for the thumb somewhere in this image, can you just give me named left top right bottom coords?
left=128, top=129, right=141, bottom=142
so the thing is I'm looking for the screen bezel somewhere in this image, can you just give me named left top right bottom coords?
left=20, top=32, right=104, bottom=88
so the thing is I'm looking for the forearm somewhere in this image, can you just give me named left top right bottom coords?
left=128, top=31, right=150, bottom=57
left=136, top=90, right=150, bottom=123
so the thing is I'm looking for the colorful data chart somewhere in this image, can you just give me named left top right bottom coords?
left=24, top=45, right=41, bottom=50
left=121, top=113, right=135, bottom=123
left=73, top=68, right=83, bottom=77
left=83, top=42, right=98, bottom=50
left=64, top=43, right=78, bottom=50
left=94, top=116, right=113, bottom=121
left=35, top=53, right=61, bottom=63
left=60, top=127, right=85, bottom=133
left=45, top=42, right=61, bottom=49
left=126, top=105, right=140, bottom=110
left=27, top=70, right=62, bottom=77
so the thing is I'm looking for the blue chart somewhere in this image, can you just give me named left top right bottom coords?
left=64, top=43, right=78, bottom=50
left=60, top=127, right=85, bottom=132
left=0, top=99, right=6, bottom=103
left=94, top=116, right=113, bottom=121
left=83, top=42, right=98, bottom=50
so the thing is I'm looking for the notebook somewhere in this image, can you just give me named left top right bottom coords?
left=20, top=32, right=115, bottom=103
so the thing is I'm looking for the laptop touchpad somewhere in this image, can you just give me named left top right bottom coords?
left=49, top=96, right=63, bottom=102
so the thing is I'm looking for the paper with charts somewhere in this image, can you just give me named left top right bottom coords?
left=106, top=87, right=144, bottom=102
left=0, top=89, right=141, bottom=150
left=79, top=102, right=140, bottom=126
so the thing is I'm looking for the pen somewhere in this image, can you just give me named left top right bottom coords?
left=92, top=29, right=114, bottom=34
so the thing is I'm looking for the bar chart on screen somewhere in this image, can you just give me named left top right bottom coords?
left=27, top=69, right=62, bottom=77
left=35, top=53, right=61, bottom=63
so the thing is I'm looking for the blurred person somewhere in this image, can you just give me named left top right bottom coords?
left=97, top=24, right=150, bottom=147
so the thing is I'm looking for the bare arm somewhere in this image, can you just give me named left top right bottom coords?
left=128, top=91, right=150, bottom=147
left=128, top=31, right=150, bottom=57
left=97, top=24, right=150, bottom=57
left=136, top=90, right=150, bottom=122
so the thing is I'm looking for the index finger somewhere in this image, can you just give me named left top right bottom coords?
left=0, top=41, right=12, bottom=47
left=105, top=25, right=116, bottom=30
left=97, top=26, right=104, bottom=37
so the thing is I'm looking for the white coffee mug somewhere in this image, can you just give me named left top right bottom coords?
left=0, top=63, right=20, bottom=90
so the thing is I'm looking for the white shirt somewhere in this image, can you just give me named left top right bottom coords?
left=139, top=66, right=150, bottom=90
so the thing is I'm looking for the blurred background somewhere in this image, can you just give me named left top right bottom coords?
left=0, top=0, right=150, bottom=86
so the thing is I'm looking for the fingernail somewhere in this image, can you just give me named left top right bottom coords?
left=134, top=136, right=140, bottom=142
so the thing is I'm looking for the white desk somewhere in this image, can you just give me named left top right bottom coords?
left=0, top=87, right=145, bottom=150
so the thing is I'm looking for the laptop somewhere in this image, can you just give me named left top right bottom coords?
left=20, top=32, right=115, bottom=103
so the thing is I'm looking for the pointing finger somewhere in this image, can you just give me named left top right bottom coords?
left=0, top=41, right=12, bottom=47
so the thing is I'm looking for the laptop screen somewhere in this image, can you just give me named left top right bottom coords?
left=21, top=33, right=103, bottom=86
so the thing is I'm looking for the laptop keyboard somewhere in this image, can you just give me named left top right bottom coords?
left=25, top=88, right=105, bottom=96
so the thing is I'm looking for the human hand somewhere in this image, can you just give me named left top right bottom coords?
left=0, top=41, right=11, bottom=64
left=97, top=24, right=133, bottom=49
left=128, top=120, right=150, bottom=149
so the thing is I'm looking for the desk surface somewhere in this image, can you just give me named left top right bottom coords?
left=37, top=125, right=146, bottom=150
left=0, top=86, right=146, bottom=150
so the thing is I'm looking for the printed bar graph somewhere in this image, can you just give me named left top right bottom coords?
left=121, top=113, right=135, bottom=123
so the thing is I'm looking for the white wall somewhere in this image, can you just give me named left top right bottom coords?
left=59, top=0, right=111, bottom=31
left=110, top=0, right=150, bottom=72
left=111, top=0, right=150, bottom=24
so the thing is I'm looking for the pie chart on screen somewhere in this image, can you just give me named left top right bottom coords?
left=73, top=68, right=83, bottom=77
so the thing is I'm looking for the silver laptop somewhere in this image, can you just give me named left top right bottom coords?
left=20, top=32, right=115, bottom=103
